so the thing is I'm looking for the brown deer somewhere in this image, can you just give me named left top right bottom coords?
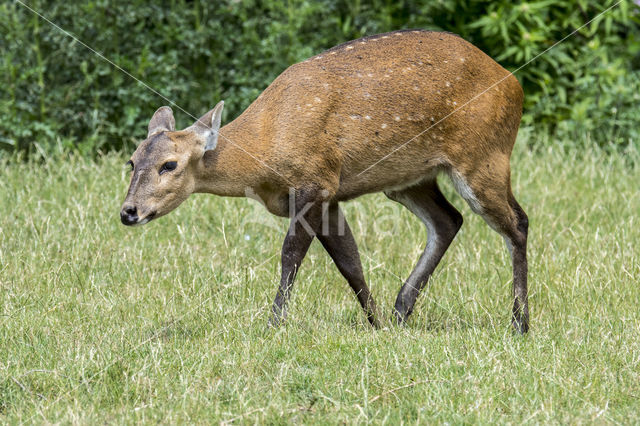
left=121, top=29, right=529, bottom=333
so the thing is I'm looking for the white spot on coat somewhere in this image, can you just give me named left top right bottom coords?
left=346, top=46, right=354, bottom=50
left=381, top=123, right=387, bottom=129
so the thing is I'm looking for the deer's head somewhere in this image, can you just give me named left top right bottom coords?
left=120, top=102, right=224, bottom=226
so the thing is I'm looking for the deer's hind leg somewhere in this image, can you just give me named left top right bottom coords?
left=384, top=179, right=463, bottom=324
left=449, top=161, right=529, bottom=334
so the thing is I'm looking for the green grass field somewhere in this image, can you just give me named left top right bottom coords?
left=1, top=131, right=639, bottom=423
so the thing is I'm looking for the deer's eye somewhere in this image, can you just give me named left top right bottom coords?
left=126, top=160, right=134, bottom=171
left=159, top=161, right=178, bottom=175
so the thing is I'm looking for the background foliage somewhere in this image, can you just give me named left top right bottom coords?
left=1, top=0, right=639, bottom=154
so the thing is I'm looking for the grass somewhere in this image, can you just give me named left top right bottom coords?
left=1, top=131, right=639, bottom=423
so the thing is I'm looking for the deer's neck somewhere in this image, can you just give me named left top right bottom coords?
left=194, top=116, right=266, bottom=197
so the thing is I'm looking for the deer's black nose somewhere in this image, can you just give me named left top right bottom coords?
left=120, top=205, right=138, bottom=226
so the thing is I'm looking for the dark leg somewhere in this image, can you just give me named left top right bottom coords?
left=451, top=169, right=529, bottom=334
left=269, top=190, right=323, bottom=327
left=316, top=203, right=381, bottom=328
left=508, top=197, right=529, bottom=333
left=478, top=200, right=529, bottom=334
left=384, top=180, right=463, bottom=324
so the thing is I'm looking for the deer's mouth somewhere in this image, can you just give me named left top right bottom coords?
left=137, top=211, right=156, bottom=225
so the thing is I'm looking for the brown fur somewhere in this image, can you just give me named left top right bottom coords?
left=194, top=30, right=522, bottom=217
left=122, top=29, right=529, bottom=332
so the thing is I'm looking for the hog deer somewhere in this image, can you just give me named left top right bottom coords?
left=121, top=30, right=529, bottom=333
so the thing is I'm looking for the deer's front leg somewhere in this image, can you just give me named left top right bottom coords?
left=269, top=189, right=324, bottom=327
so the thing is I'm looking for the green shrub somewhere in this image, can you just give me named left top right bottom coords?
left=1, top=0, right=638, bottom=154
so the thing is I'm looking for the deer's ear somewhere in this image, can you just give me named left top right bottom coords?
left=190, top=101, right=224, bottom=152
left=148, top=106, right=175, bottom=137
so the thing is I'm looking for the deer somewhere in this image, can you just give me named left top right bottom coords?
left=120, top=29, right=529, bottom=333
